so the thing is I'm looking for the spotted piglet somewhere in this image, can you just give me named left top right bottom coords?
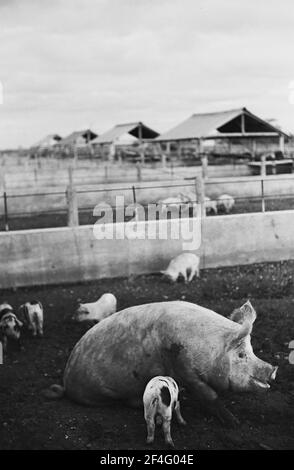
left=143, top=376, right=186, bottom=448
left=0, top=312, right=23, bottom=351
left=19, top=301, right=44, bottom=337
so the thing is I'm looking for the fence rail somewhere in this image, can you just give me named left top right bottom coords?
left=1, top=173, right=294, bottom=232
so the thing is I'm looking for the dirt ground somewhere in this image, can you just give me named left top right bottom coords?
left=1, top=260, right=294, bottom=450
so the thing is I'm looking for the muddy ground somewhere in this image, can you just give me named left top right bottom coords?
left=1, top=261, right=294, bottom=450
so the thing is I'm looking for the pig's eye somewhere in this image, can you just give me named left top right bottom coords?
left=238, top=352, right=246, bottom=359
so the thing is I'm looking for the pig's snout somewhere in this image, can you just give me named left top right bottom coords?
left=250, top=360, right=278, bottom=391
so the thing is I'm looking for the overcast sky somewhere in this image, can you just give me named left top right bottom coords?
left=0, top=0, right=293, bottom=148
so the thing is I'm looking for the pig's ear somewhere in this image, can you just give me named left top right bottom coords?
left=229, top=300, right=256, bottom=325
left=239, top=300, right=256, bottom=325
left=227, top=320, right=252, bottom=350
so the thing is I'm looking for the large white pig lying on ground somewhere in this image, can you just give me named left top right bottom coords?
left=71, top=293, right=117, bottom=323
left=47, top=300, right=277, bottom=425
left=161, top=252, right=200, bottom=282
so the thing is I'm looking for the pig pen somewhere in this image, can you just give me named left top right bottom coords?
left=0, top=260, right=294, bottom=450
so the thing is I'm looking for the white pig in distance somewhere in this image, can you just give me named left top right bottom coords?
left=161, top=252, right=200, bottom=283
left=217, top=194, right=235, bottom=214
left=204, top=197, right=218, bottom=215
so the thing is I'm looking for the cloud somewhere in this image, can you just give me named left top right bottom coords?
left=0, top=0, right=293, bottom=147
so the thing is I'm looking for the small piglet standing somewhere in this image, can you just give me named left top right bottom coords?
left=0, top=302, right=23, bottom=351
left=143, top=376, right=186, bottom=448
left=19, top=301, right=44, bottom=337
left=0, top=312, right=23, bottom=351
left=161, top=252, right=200, bottom=282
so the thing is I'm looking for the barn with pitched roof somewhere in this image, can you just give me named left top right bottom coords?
left=156, top=107, right=288, bottom=159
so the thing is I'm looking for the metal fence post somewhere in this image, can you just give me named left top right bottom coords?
left=132, top=185, right=136, bottom=204
left=261, top=155, right=266, bottom=212
left=3, top=191, right=9, bottom=231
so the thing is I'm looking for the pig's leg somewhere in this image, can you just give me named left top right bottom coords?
left=161, top=410, right=174, bottom=447
left=187, top=267, right=195, bottom=283
left=174, top=401, right=186, bottom=426
left=181, top=270, right=188, bottom=283
left=146, top=418, right=156, bottom=444
left=185, top=375, right=239, bottom=427
left=144, top=407, right=156, bottom=444
left=37, top=318, right=44, bottom=337
left=30, top=320, right=37, bottom=337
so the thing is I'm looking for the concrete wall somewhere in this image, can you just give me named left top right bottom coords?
left=0, top=210, right=293, bottom=289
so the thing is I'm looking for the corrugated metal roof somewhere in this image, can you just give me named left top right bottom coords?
left=32, top=134, right=62, bottom=148
left=156, top=107, right=287, bottom=141
left=92, top=122, right=159, bottom=144
left=92, top=123, right=140, bottom=144
left=60, top=129, right=97, bottom=145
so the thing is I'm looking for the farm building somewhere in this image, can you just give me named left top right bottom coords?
left=91, top=122, right=159, bottom=161
left=32, top=134, right=62, bottom=149
left=155, top=107, right=289, bottom=162
left=59, top=129, right=98, bottom=148
left=53, top=129, right=98, bottom=159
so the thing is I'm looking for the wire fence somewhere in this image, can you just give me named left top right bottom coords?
left=1, top=176, right=294, bottom=232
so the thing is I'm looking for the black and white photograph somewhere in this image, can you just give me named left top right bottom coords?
left=0, top=0, right=294, bottom=456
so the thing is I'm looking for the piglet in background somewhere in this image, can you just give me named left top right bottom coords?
left=0, top=312, right=23, bottom=351
left=217, top=194, right=235, bottom=213
left=19, top=301, right=44, bottom=337
left=72, top=293, right=117, bottom=323
left=161, top=252, right=200, bottom=283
